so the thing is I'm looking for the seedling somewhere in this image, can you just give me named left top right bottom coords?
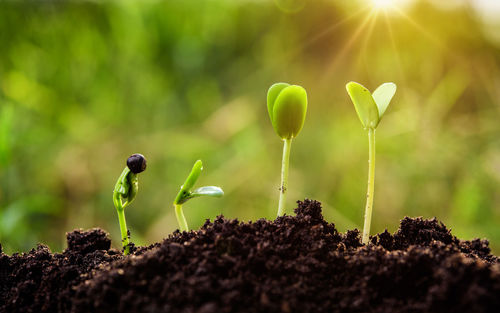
left=112, top=153, right=147, bottom=255
left=346, top=81, right=396, bottom=244
left=173, top=160, right=224, bottom=232
left=267, top=83, right=308, bottom=216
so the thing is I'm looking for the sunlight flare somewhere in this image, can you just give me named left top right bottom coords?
left=372, top=0, right=394, bottom=9
left=370, top=0, right=414, bottom=13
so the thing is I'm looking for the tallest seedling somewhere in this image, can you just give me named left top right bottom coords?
left=267, top=83, right=308, bottom=216
left=346, top=81, right=396, bottom=244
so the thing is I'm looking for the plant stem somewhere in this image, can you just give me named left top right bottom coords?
left=175, top=204, right=189, bottom=232
left=115, top=204, right=130, bottom=255
left=362, top=128, right=376, bottom=244
left=277, top=138, right=292, bottom=216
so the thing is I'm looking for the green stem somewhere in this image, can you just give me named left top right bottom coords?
left=362, top=128, right=376, bottom=244
left=175, top=204, right=189, bottom=232
left=113, top=167, right=132, bottom=255
left=115, top=203, right=130, bottom=255
left=277, top=138, right=292, bottom=216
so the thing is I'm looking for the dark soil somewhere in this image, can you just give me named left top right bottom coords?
left=1, top=200, right=499, bottom=313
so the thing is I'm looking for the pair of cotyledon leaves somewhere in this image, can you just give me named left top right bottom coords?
left=266, top=81, right=396, bottom=137
left=173, top=160, right=224, bottom=205
left=346, top=82, right=397, bottom=129
left=267, top=83, right=308, bottom=140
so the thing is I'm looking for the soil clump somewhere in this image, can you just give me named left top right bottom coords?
left=1, top=200, right=499, bottom=313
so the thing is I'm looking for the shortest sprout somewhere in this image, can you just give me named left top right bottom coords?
left=113, top=153, right=148, bottom=255
left=173, top=160, right=223, bottom=232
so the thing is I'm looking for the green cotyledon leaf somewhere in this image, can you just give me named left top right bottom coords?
left=346, top=81, right=379, bottom=129
left=372, top=82, right=396, bottom=120
left=267, top=82, right=290, bottom=123
left=174, top=160, right=203, bottom=205
left=269, top=84, right=307, bottom=139
left=176, top=186, right=224, bottom=204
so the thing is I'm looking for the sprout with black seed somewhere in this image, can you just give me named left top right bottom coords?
left=112, top=153, right=147, bottom=255
left=346, top=81, right=396, bottom=244
left=173, top=160, right=224, bottom=232
left=267, top=82, right=308, bottom=216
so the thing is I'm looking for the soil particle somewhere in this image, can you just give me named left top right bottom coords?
left=1, top=199, right=499, bottom=313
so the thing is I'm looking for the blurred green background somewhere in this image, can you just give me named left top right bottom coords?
left=1, top=0, right=500, bottom=254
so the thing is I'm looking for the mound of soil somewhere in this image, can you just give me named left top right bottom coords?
left=1, top=200, right=499, bottom=313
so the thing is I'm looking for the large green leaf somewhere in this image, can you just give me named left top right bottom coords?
left=346, top=81, right=379, bottom=129
left=267, top=82, right=290, bottom=123
left=372, top=82, right=396, bottom=119
left=271, top=85, right=308, bottom=139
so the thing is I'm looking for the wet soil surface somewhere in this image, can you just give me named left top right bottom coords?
left=1, top=200, right=499, bottom=313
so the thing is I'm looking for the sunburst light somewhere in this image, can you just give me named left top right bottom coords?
left=372, top=0, right=394, bottom=10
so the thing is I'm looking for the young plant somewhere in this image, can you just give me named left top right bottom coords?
left=173, top=160, right=224, bottom=232
left=267, top=83, right=308, bottom=217
left=112, top=153, right=147, bottom=255
left=346, top=81, right=396, bottom=244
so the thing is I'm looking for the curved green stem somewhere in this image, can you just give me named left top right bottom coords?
left=116, top=205, right=130, bottom=255
left=113, top=167, right=134, bottom=255
left=277, top=138, right=292, bottom=216
left=362, top=128, right=376, bottom=244
left=175, top=204, right=189, bottom=232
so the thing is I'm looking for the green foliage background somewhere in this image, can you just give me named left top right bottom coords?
left=1, top=0, right=500, bottom=254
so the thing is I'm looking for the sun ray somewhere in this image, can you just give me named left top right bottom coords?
left=321, top=10, right=377, bottom=82
left=230, top=5, right=373, bottom=89
left=393, top=7, right=447, bottom=50
left=383, top=11, right=406, bottom=84
left=392, top=7, right=470, bottom=68
left=381, top=9, right=416, bottom=134
left=267, top=6, right=371, bottom=71
left=300, top=6, right=370, bottom=53
left=356, top=10, right=379, bottom=73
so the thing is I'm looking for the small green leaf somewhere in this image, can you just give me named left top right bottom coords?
left=268, top=84, right=307, bottom=139
left=178, top=186, right=224, bottom=204
left=183, top=160, right=203, bottom=191
left=346, top=81, right=379, bottom=129
left=191, top=186, right=224, bottom=197
left=372, top=82, right=396, bottom=119
left=267, top=82, right=290, bottom=122
left=174, top=160, right=203, bottom=205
